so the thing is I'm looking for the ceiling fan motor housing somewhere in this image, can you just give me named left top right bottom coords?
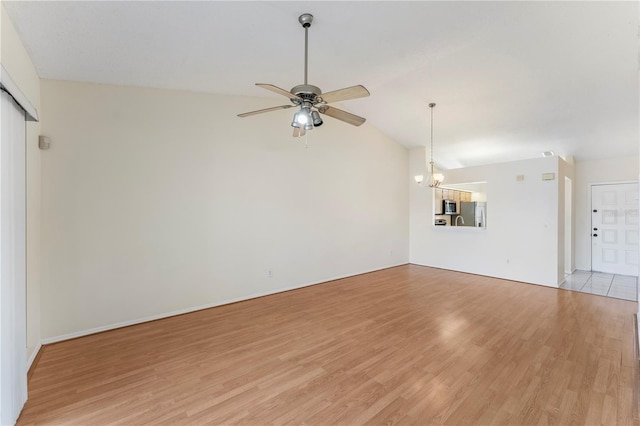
left=291, top=84, right=322, bottom=101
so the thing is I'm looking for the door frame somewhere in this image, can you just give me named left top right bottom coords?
left=564, top=176, right=573, bottom=274
left=588, top=180, right=639, bottom=274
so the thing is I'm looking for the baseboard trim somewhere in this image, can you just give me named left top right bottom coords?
left=27, top=343, right=43, bottom=383
left=408, top=262, right=560, bottom=288
left=41, top=262, right=409, bottom=345
left=634, top=314, right=640, bottom=422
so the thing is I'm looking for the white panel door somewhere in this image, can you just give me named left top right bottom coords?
left=591, top=183, right=639, bottom=276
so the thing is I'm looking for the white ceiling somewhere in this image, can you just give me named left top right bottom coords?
left=5, top=1, right=638, bottom=168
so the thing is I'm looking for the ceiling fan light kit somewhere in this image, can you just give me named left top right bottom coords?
left=238, top=13, right=370, bottom=137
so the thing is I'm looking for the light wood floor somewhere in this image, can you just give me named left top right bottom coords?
left=18, top=265, right=640, bottom=425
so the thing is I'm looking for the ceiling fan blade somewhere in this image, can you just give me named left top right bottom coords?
left=318, top=106, right=366, bottom=127
left=320, top=85, right=370, bottom=104
left=237, top=105, right=293, bottom=118
left=300, top=126, right=306, bottom=137
left=256, top=83, right=298, bottom=99
left=293, top=127, right=300, bottom=137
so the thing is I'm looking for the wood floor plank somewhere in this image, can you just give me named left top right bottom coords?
left=17, top=264, right=640, bottom=425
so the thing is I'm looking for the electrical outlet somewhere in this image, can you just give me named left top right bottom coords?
left=268, top=269, right=273, bottom=278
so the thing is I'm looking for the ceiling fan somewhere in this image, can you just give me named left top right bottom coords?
left=237, top=13, right=370, bottom=137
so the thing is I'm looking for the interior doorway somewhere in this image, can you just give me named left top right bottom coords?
left=564, top=177, right=572, bottom=274
left=591, top=183, right=639, bottom=276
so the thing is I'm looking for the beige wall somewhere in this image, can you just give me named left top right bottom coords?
left=1, top=4, right=39, bottom=106
left=1, top=3, right=42, bottom=365
left=574, top=156, right=639, bottom=271
left=39, top=79, right=409, bottom=341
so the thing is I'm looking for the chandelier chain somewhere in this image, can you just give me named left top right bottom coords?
left=430, top=103, right=434, bottom=166
left=427, top=102, right=442, bottom=188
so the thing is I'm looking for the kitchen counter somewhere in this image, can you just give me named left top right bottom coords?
left=433, top=224, right=486, bottom=231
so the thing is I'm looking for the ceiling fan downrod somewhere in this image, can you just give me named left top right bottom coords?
left=299, top=13, right=313, bottom=85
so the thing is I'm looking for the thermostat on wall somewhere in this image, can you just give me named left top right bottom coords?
left=542, top=172, right=555, bottom=181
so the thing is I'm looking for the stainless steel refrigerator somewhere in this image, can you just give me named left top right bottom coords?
left=458, top=201, right=486, bottom=227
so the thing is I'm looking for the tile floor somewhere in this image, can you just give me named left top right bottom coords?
left=559, top=270, right=638, bottom=301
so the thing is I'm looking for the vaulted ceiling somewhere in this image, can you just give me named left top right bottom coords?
left=5, top=1, right=638, bottom=168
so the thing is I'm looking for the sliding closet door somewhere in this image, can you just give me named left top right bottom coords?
left=0, top=90, right=27, bottom=425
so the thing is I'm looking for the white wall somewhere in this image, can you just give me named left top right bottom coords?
left=39, top=79, right=409, bottom=341
left=410, top=147, right=566, bottom=287
left=573, top=156, right=639, bottom=271
left=1, top=3, right=42, bottom=366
